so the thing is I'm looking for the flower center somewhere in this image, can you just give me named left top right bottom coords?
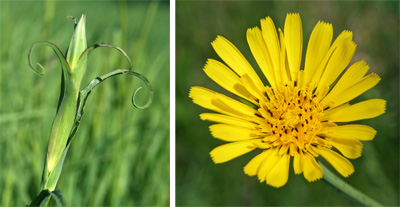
left=259, top=85, right=323, bottom=154
left=281, top=109, right=301, bottom=128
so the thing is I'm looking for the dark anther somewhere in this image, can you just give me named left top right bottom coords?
left=297, top=100, right=301, bottom=104
left=299, top=106, right=303, bottom=109
left=323, top=106, right=331, bottom=110
left=267, top=109, right=273, bottom=117
left=284, top=129, right=288, bottom=134
left=298, top=113, right=302, bottom=117
left=297, top=91, right=301, bottom=96
left=294, top=128, right=299, bottom=132
left=305, top=119, right=309, bottom=124
left=272, top=131, right=276, bottom=134
left=255, top=113, right=263, bottom=118
left=264, top=92, right=270, bottom=101
left=294, top=81, right=297, bottom=87
left=310, top=115, right=313, bottom=120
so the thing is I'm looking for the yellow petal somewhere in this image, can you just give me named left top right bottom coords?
left=278, top=28, right=291, bottom=85
left=284, top=13, right=302, bottom=81
left=319, top=147, right=354, bottom=177
left=317, top=38, right=357, bottom=92
left=189, top=86, right=220, bottom=112
left=200, top=113, right=259, bottom=128
left=210, top=140, right=257, bottom=163
left=214, top=90, right=260, bottom=116
left=189, top=86, right=259, bottom=120
left=244, top=150, right=270, bottom=176
left=310, top=31, right=353, bottom=90
left=261, top=17, right=280, bottom=77
left=319, top=124, right=377, bottom=141
left=302, top=153, right=323, bottom=182
left=257, top=148, right=280, bottom=182
left=331, top=30, right=353, bottom=49
left=209, top=124, right=261, bottom=141
left=333, top=73, right=380, bottom=107
left=333, top=61, right=369, bottom=88
left=304, top=21, right=333, bottom=85
left=211, top=36, right=264, bottom=92
left=297, top=70, right=306, bottom=88
left=328, top=138, right=363, bottom=159
left=266, top=154, right=290, bottom=188
left=321, top=61, right=370, bottom=107
left=321, top=103, right=350, bottom=118
left=247, top=27, right=277, bottom=88
left=240, top=74, right=265, bottom=101
left=321, top=99, right=386, bottom=122
left=203, top=59, right=258, bottom=104
left=293, top=151, right=304, bottom=174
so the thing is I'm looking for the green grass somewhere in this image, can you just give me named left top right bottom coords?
left=0, top=1, right=169, bottom=206
left=176, top=1, right=399, bottom=206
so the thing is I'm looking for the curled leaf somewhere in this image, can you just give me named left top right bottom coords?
left=67, top=69, right=153, bottom=144
left=77, top=43, right=133, bottom=71
left=28, top=41, right=71, bottom=75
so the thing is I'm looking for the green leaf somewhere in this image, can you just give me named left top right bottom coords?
left=238, top=97, right=258, bottom=109
left=49, top=190, right=67, bottom=206
left=27, top=190, right=50, bottom=206
left=27, top=189, right=67, bottom=207
left=28, top=41, right=72, bottom=75
left=68, top=68, right=153, bottom=145
left=42, top=144, right=71, bottom=191
left=80, top=69, right=153, bottom=109
left=28, top=40, right=78, bottom=191
left=77, top=43, right=133, bottom=71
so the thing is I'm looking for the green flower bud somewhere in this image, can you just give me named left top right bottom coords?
left=66, top=13, right=87, bottom=91
left=44, top=14, right=87, bottom=191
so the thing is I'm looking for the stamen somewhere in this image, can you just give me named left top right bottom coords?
left=260, top=85, right=323, bottom=155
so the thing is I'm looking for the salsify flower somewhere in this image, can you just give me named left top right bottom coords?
left=189, top=13, right=386, bottom=188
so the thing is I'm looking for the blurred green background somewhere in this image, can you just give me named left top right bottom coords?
left=176, top=1, right=399, bottom=206
left=1, top=0, right=169, bottom=206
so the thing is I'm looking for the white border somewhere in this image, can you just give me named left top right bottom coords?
left=169, top=0, right=176, bottom=206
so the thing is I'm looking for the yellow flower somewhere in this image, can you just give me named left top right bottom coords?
left=189, top=13, right=386, bottom=188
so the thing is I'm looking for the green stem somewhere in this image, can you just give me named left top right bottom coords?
left=320, top=162, right=383, bottom=206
